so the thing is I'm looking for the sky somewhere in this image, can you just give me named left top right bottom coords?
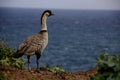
left=0, top=0, right=120, bottom=10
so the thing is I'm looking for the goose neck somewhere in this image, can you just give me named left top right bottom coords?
left=41, top=15, right=48, bottom=30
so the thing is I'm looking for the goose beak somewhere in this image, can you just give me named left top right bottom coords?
left=49, top=14, right=54, bottom=17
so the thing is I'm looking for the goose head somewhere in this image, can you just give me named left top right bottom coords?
left=41, top=10, right=54, bottom=30
left=42, top=10, right=54, bottom=17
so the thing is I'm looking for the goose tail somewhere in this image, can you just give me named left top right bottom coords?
left=11, top=50, right=24, bottom=58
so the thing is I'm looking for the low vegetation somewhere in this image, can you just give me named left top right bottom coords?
left=92, top=52, right=120, bottom=80
left=0, top=40, right=25, bottom=69
left=46, top=63, right=66, bottom=73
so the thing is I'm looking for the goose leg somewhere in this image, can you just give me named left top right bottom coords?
left=36, top=54, right=41, bottom=69
left=27, top=55, right=31, bottom=71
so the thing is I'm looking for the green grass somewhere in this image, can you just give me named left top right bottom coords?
left=46, top=63, right=66, bottom=73
left=92, top=52, right=120, bottom=80
left=0, top=40, right=25, bottom=70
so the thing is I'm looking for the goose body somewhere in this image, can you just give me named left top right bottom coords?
left=13, top=10, right=54, bottom=70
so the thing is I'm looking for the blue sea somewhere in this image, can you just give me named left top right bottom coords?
left=0, top=7, right=120, bottom=72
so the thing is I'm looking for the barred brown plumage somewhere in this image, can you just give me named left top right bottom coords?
left=12, top=10, right=54, bottom=71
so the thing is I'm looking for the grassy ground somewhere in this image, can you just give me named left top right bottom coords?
left=0, top=65, right=97, bottom=80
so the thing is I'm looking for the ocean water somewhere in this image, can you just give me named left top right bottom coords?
left=0, top=8, right=120, bottom=72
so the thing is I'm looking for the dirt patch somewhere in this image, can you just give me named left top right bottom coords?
left=0, top=66, right=97, bottom=80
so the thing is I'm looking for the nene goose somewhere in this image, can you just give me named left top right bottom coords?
left=12, top=10, right=54, bottom=70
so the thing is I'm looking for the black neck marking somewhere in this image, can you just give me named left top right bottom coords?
left=39, top=30, right=47, bottom=33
